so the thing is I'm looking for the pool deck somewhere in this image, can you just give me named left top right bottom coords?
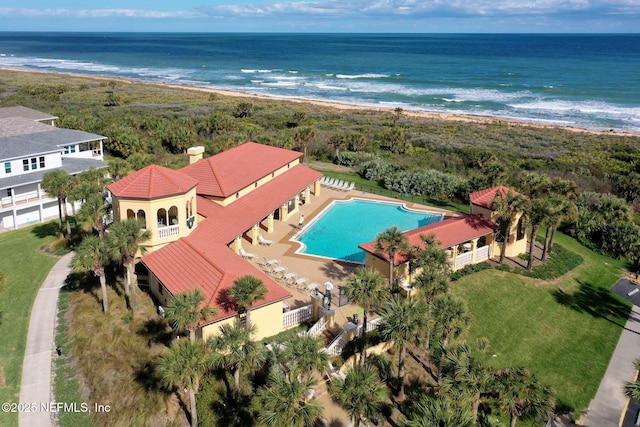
left=240, top=185, right=452, bottom=426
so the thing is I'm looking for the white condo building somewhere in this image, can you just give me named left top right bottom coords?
left=0, top=106, right=107, bottom=230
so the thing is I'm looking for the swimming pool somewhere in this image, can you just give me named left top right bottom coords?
left=292, top=198, right=444, bottom=263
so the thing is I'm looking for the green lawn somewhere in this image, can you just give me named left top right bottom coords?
left=0, top=223, right=60, bottom=427
left=451, top=231, right=629, bottom=415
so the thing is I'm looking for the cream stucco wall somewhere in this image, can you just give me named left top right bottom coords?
left=200, top=302, right=285, bottom=342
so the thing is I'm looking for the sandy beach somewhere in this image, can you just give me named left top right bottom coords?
left=2, top=66, right=637, bottom=138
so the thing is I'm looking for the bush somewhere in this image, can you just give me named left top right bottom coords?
left=450, top=262, right=492, bottom=281
left=519, top=244, right=583, bottom=280
left=496, top=264, right=512, bottom=272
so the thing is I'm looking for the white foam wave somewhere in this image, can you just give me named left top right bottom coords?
left=335, top=73, right=390, bottom=79
left=241, top=69, right=273, bottom=73
left=510, top=99, right=640, bottom=118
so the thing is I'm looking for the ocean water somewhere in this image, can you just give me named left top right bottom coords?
left=0, top=32, right=639, bottom=133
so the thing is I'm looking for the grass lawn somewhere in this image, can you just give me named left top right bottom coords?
left=451, top=231, right=629, bottom=417
left=0, top=222, right=60, bottom=427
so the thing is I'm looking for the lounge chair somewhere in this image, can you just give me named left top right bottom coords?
left=281, top=272, right=298, bottom=285
left=259, top=257, right=280, bottom=268
left=294, top=277, right=309, bottom=290
left=325, top=177, right=336, bottom=187
left=306, top=282, right=320, bottom=293
left=258, top=234, right=274, bottom=246
left=239, top=247, right=257, bottom=259
left=270, top=266, right=288, bottom=280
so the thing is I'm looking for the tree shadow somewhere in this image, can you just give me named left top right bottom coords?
left=208, top=388, right=256, bottom=427
left=137, top=318, right=173, bottom=347
left=552, top=280, right=631, bottom=328
left=318, top=260, right=355, bottom=282
left=31, top=221, right=60, bottom=238
left=215, top=288, right=238, bottom=314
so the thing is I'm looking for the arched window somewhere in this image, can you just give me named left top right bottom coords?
left=137, top=210, right=147, bottom=229
left=157, top=208, right=167, bottom=227
left=169, top=206, right=178, bottom=226
left=190, top=198, right=194, bottom=216
left=185, top=200, right=190, bottom=219
left=127, top=209, right=135, bottom=220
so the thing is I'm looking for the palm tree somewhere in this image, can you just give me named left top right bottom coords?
left=345, top=267, right=389, bottom=368
left=401, top=394, right=474, bottom=427
left=494, top=367, right=556, bottom=427
left=330, top=366, right=387, bottom=427
left=71, top=235, right=113, bottom=312
left=375, top=226, right=410, bottom=289
left=258, top=370, right=323, bottom=427
left=208, top=321, right=267, bottom=398
left=491, top=189, right=527, bottom=264
left=379, top=295, right=429, bottom=400
left=280, top=334, right=330, bottom=381
left=77, top=193, right=108, bottom=237
left=228, top=275, right=267, bottom=329
left=439, top=341, right=491, bottom=424
left=108, top=219, right=151, bottom=312
left=42, top=169, right=73, bottom=236
left=543, top=178, right=578, bottom=258
left=164, top=288, right=217, bottom=342
left=525, top=197, right=551, bottom=270
left=624, top=358, right=640, bottom=401
left=157, top=340, right=212, bottom=427
left=431, top=294, right=471, bottom=347
left=108, top=158, right=132, bottom=181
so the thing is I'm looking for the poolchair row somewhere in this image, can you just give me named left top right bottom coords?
left=319, top=176, right=355, bottom=192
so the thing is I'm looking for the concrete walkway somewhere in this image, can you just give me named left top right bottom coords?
left=18, top=252, right=73, bottom=427
left=585, top=304, right=640, bottom=426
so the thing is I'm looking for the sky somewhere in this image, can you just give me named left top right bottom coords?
left=0, top=0, right=638, bottom=33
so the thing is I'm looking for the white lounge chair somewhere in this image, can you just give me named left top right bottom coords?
left=330, top=179, right=343, bottom=190
left=239, top=247, right=257, bottom=259
left=343, top=182, right=355, bottom=191
left=270, top=266, right=288, bottom=280
left=294, top=277, right=309, bottom=289
left=282, top=272, right=298, bottom=285
left=259, top=257, right=280, bottom=268
left=258, top=234, right=274, bottom=246
left=306, top=282, right=320, bottom=293
left=325, top=177, right=336, bottom=187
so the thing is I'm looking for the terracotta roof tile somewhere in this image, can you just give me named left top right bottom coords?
left=469, top=186, right=520, bottom=209
left=181, top=142, right=303, bottom=197
left=359, top=215, right=496, bottom=265
left=108, top=164, right=198, bottom=199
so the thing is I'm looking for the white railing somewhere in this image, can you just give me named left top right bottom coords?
left=158, top=224, right=180, bottom=239
left=356, top=316, right=383, bottom=336
left=324, top=330, right=347, bottom=356
left=456, top=251, right=473, bottom=268
left=476, top=245, right=491, bottom=260
left=306, top=315, right=327, bottom=338
left=283, top=304, right=313, bottom=329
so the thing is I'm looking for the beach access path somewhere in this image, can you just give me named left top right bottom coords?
left=18, top=251, right=73, bottom=427
left=585, top=300, right=640, bottom=427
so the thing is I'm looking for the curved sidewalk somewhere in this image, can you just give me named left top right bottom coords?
left=585, top=304, right=640, bottom=427
left=18, top=252, right=73, bottom=427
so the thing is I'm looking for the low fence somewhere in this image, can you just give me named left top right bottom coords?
left=325, top=330, right=347, bottom=356
left=306, top=315, right=327, bottom=338
left=283, top=304, right=313, bottom=329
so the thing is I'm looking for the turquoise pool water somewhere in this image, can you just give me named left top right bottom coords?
left=293, top=199, right=443, bottom=263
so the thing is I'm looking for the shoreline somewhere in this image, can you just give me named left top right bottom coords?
left=2, top=66, right=638, bottom=137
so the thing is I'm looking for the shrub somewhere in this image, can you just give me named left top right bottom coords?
left=450, top=262, right=492, bottom=281
left=519, top=244, right=583, bottom=280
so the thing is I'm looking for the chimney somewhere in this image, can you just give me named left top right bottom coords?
left=187, top=146, right=205, bottom=165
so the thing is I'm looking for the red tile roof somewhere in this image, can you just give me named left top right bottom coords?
left=359, top=215, right=496, bottom=265
left=469, top=186, right=520, bottom=209
left=181, top=142, right=303, bottom=197
left=137, top=144, right=322, bottom=323
left=107, top=164, right=198, bottom=199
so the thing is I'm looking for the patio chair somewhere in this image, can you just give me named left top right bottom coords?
left=270, top=265, right=287, bottom=278
left=343, top=182, right=355, bottom=191
left=306, top=282, right=320, bottom=293
left=294, top=277, right=309, bottom=290
left=330, top=179, right=344, bottom=190
left=259, top=257, right=280, bottom=268
left=258, top=234, right=274, bottom=246
left=239, top=247, right=257, bottom=259
left=281, top=272, right=298, bottom=285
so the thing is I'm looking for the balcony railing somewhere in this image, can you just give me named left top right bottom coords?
left=283, top=304, right=313, bottom=329
left=158, top=224, right=180, bottom=239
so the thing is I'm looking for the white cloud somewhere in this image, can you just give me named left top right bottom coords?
left=0, top=0, right=638, bottom=21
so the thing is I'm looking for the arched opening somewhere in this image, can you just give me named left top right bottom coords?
left=157, top=208, right=167, bottom=227
left=137, top=209, right=147, bottom=229
left=169, top=206, right=178, bottom=226
left=126, top=209, right=135, bottom=220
